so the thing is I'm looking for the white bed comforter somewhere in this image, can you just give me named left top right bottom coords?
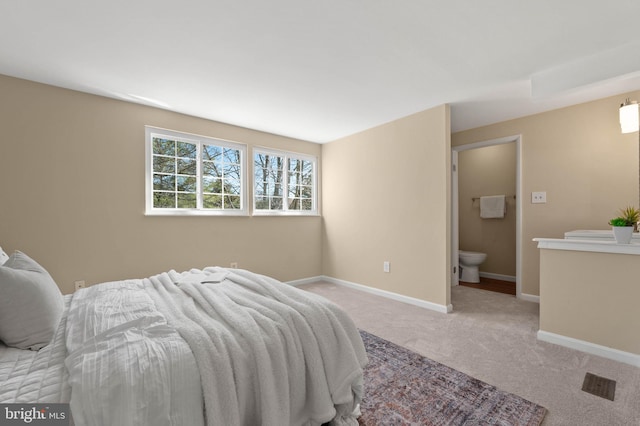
left=64, top=267, right=367, bottom=426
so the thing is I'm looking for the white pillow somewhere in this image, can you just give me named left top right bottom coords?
left=0, top=247, right=9, bottom=265
left=0, top=251, right=64, bottom=350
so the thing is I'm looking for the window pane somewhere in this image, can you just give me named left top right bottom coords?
left=177, top=193, right=197, bottom=208
left=270, top=197, right=283, bottom=210
left=177, top=141, right=197, bottom=159
left=153, top=138, right=175, bottom=156
left=255, top=181, right=282, bottom=197
left=288, top=197, right=312, bottom=210
left=288, top=173, right=301, bottom=187
left=271, top=158, right=284, bottom=172
left=153, top=156, right=175, bottom=174
left=203, top=161, right=220, bottom=177
left=302, top=160, right=313, bottom=175
left=203, top=194, right=222, bottom=209
left=203, top=176, right=222, bottom=193
left=258, top=154, right=282, bottom=172
left=177, top=176, right=197, bottom=192
left=254, top=153, right=269, bottom=169
left=255, top=196, right=269, bottom=209
left=254, top=167, right=266, bottom=183
left=254, top=183, right=267, bottom=197
left=224, top=148, right=240, bottom=164
left=301, top=161, right=313, bottom=185
left=154, top=192, right=175, bottom=208
left=288, top=158, right=301, bottom=172
left=225, top=195, right=241, bottom=209
left=153, top=174, right=175, bottom=191
left=203, top=145, right=222, bottom=161
left=223, top=163, right=240, bottom=178
left=288, top=198, right=300, bottom=210
left=224, top=178, right=241, bottom=195
left=177, top=158, right=196, bottom=175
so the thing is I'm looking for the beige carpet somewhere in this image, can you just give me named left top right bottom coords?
left=300, top=282, right=640, bottom=426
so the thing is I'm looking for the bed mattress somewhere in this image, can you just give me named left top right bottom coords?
left=0, top=296, right=71, bottom=403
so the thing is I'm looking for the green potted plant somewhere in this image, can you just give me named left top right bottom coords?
left=609, top=208, right=637, bottom=244
left=618, top=206, right=640, bottom=232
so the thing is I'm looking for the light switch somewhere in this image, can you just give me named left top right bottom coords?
left=532, top=191, right=547, bottom=204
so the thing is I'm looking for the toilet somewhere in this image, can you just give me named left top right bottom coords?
left=458, top=250, right=487, bottom=283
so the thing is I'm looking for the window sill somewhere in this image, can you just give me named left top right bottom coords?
left=145, top=209, right=249, bottom=217
left=251, top=211, right=320, bottom=217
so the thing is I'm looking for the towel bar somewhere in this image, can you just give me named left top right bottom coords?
left=471, top=195, right=516, bottom=202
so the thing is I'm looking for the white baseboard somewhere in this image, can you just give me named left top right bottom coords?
left=479, top=272, right=516, bottom=282
left=519, top=293, right=540, bottom=303
left=537, top=330, right=640, bottom=367
left=286, top=276, right=324, bottom=287
left=319, top=276, right=452, bottom=314
left=291, top=275, right=538, bottom=307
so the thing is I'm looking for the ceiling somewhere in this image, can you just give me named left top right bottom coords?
left=2, top=1, right=640, bottom=143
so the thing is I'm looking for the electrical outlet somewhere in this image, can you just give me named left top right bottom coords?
left=230, top=262, right=238, bottom=269
left=531, top=191, right=547, bottom=204
left=74, top=280, right=86, bottom=291
left=383, top=261, right=390, bottom=273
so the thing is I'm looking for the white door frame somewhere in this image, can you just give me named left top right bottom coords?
left=451, top=135, right=522, bottom=298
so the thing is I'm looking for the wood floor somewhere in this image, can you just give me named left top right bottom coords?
left=458, top=276, right=516, bottom=295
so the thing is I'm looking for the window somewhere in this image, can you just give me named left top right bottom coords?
left=145, top=127, right=247, bottom=215
left=253, top=148, right=317, bottom=215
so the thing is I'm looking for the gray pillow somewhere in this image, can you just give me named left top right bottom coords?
left=0, top=247, right=8, bottom=265
left=0, top=251, right=64, bottom=350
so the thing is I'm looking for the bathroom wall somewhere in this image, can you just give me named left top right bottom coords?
left=458, top=143, right=516, bottom=278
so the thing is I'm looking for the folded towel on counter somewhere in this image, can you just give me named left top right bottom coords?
left=480, top=195, right=506, bottom=218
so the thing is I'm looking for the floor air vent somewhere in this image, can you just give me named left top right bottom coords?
left=582, top=372, right=616, bottom=401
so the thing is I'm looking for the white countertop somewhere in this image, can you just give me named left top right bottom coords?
left=564, top=229, right=640, bottom=240
left=534, top=237, right=640, bottom=255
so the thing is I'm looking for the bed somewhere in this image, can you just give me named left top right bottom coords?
left=0, top=250, right=368, bottom=426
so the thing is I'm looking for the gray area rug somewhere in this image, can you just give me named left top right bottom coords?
left=358, top=330, right=547, bottom=425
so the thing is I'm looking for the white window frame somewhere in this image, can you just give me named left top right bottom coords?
left=145, top=126, right=248, bottom=216
left=252, top=147, right=318, bottom=216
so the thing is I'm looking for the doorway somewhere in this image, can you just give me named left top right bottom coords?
left=451, top=135, right=522, bottom=298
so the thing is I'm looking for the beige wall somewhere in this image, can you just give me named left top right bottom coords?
left=322, top=105, right=451, bottom=308
left=458, top=143, right=516, bottom=277
left=5, top=71, right=636, bottom=305
left=453, top=92, right=639, bottom=296
left=539, top=248, right=640, bottom=356
left=0, top=75, right=322, bottom=294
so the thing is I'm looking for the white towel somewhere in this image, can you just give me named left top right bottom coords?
left=480, top=195, right=506, bottom=219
